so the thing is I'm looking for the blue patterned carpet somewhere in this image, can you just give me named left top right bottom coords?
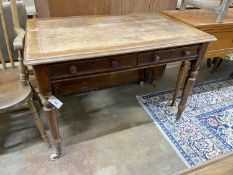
left=137, top=78, right=233, bottom=167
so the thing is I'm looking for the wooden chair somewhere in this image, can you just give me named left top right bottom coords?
left=180, top=0, right=233, bottom=23
left=0, top=0, right=50, bottom=147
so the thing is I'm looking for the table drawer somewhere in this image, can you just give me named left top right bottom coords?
left=48, top=54, right=134, bottom=80
left=138, top=45, right=200, bottom=65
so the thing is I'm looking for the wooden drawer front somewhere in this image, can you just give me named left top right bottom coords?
left=138, top=45, right=200, bottom=65
left=207, top=30, right=233, bottom=51
left=48, top=54, right=134, bottom=80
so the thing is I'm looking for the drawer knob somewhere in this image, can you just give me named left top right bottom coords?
left=112, top=60, right=119, bottom=67
left=154, top=55, right=160, bottom=61
left=184, top=50, right=191, bottom=56
left=69, top=65, right=77, bottom=74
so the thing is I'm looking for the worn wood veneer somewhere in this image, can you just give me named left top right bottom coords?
left=25, top=14, right=214, bottom=65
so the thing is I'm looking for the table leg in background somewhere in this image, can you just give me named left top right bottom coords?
left=171, top=61, right=188, bottom=106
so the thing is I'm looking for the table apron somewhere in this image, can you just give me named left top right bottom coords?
left=48, top=44, right=202, bottom=82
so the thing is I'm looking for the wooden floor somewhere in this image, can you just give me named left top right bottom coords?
left=177, top=152, right=233, bottom=175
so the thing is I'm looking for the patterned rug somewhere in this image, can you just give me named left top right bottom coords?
left=137, top=78, right=233, bottom=167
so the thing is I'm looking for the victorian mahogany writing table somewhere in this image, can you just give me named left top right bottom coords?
left=25, top=13, right=215, bottom=159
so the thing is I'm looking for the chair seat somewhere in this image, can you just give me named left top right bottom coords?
left=0, top=68, right=31, bottom=111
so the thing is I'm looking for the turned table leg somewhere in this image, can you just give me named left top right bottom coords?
left=171, top=61, right=188, bottom=106
left=176, top=59, right=199, bottom=121
left=33, top=65, right=62, bottom=160
left=41, top=95, right=62, bottom=160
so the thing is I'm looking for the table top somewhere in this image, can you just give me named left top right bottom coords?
left=25, top=13, right=216, bottom=66
left=162, top=8, right=233, bottom=29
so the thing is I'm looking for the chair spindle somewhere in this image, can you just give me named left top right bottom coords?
left=0, top=0, right=14, bottom=68
left=10, top=0, right=27, bottom=85
left=0, top=45, right=6, bottom=69
left=10, top=0, right=20, bottom=28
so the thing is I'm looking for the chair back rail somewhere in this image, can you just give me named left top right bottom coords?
left=180, top=0, right=233, bottom=23
left=0, top=42, right=6, bottom=69
left=10, top=0, right=20, bottom=28
left=0, top=0, right=27, bottom=86
left=14, top=27, right=27, bottom=85
left=10, top=0, right=27, bottom=85
left=0, top=0, right=14, bottom=68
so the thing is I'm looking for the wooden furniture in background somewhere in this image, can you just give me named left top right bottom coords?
left=0, top=0, right=14, bottom=67
left=35, top=0, right=179, bottom=17
left=24, top=13, right=215, bottom=159
left=0, top=0, right=50, bottom=147
left=180, top=0, right=233, bottom=23
left=0, top=0, right=27, bottom=63
left=34, top=0, right=50, bottom=18
left=175, top=152, right=233, bottom=175
left=162, top=8, right=233, bottom=73
left=163, top=9, right=233, bottom=103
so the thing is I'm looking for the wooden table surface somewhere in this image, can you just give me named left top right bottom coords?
left=25, top=13, right=215, bottom=65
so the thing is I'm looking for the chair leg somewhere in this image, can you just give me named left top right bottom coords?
left=212, top=57, right=218, bottom=64
left=171, top=61, right=188, bottom=106
left=29, top=82, right=43, bottom=107
left=27, top=97, right=51, bottom=147
left=180, top=0, right=187, bottom=10
left=216, top=0, right=232, bottom=23
left=207, top=58, right=212, bottom=68
left=0, top=113, right=9, bottom=154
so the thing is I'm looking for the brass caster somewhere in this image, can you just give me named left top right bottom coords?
left=140, top=81, right=145, bottom=87
left=50, top=145, right=62, bottom=160
left=50, top=152, right=62, bottom=160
